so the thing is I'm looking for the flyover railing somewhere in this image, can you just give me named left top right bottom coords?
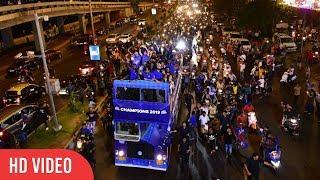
left=0, top=1, right=155, bottom=29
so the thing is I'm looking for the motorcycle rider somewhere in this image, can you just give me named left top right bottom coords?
left=281, top=102, right=293, bottom=127
left=86, top=108, right=98, bottom=129
left=259, top=128, right=276, bottom=159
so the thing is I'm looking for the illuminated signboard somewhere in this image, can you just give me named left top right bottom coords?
left=89, top=45, right=100, bottom=61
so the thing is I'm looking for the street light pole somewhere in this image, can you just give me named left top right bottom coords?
left=89, top=0, right=95, bottom=41
left=300, top=11, right=306, bottom=56
left=34, top=13, right=62, bottom=132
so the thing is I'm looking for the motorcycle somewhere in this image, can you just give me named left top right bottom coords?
left=17, top=75, right=34, bottom=83
left=266, top=144, right=281, bottom=170
left=248, top=112, right=258, bottom=130
left=235, top=125, right=249, bottom=149
left=283, top=115, right=300, bottom=136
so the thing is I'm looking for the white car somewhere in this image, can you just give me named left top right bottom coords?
left=105, top=34, right=119, bottom=43
left=238, top=38, right=252, bottom=52
left=138, top=19, right=146, bottom=26
left=273, top=33, right=297, bottom=52
left=228, top=32, right=242, bottom=42
left=118, top=34, right=133, bottom=43
left=222, top=27, right=239, bottom=36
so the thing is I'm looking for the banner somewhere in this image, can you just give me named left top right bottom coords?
left=113, top=101, right=170, bottom=123
left=0, top=149, right=93, bottom=180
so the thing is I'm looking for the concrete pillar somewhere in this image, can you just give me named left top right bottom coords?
left=32, top=20, right=46, bottom=52
left=104, top=12, right=110, bottom=28
left=1, top=27, right=14, bottom=48
left=124, top=8, right=133, bottom=17
left=78, top=15, right=87, bottom=34
left=57, top=17, right=65, bottom=34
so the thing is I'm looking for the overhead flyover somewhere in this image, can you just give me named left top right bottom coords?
left=0, top=1, right=155, bottom=30
left=0, top=1, right=155, bottom=50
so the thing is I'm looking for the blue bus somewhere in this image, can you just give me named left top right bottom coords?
left=113, top=78, right=181, bottom=171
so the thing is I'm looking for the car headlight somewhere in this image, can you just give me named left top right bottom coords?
left=16, top=97, right=20, bottom=103
left=315, top=51, right=319, bottom=55
left=0, top=131, right=3, bottom=137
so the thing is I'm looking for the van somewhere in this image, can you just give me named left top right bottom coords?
left=3, top=83, right=45, bottom=106
left=273, top=33, right=297, bottom=52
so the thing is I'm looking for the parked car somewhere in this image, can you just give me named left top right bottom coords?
left=273, top=33, right=297, bottom=52
left=116, top=20, right=124, bottom=27
left=138, top=19, right=147, bottom=26
left=105, top=34, right=119, bottom=44
left=130, top=16, right=138, bottom=24
left=118, top=34, right=133, bottom=43
left=59, top=75, right=90, bottom=95
left=228, top=32, right=242, bottom=42
left=43, top=49, right=62, bottom=63
left=3, top=83, right=45, bottom=106
left=6, top=59, right=39, bottom=78
left=70, top=35, right=90, bottom=47
left=0, top=105, right=46, bottom=148
left=78, top=61, right=96, bottom=76
left=222, top=27, right=238, bottom=36
left=122, top=17, right=130, bottom=23
left=238, top=38, right=252, bottom=52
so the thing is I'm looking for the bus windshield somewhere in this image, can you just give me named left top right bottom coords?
left=116, top=87, right=166, bottom=103
left=116, top=122, right=139, bottom=135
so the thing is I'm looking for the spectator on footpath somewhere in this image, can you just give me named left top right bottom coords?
left=293, top=83, right=301, bottom=106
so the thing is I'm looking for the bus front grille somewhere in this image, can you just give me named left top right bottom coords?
left=127, top=142, right=154, bottom=160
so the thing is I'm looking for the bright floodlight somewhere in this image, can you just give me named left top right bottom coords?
left=176, top=40, right=186, bottom=50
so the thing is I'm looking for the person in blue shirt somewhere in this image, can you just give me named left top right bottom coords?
left=142, top=67, right=154, bottom=80
left=132, top=52, right=141, bottom=66
left=167, top=60, right=175, bottom=74
left=129, top=67, right=138, bottom=80
left=188, top=111, right=197, bottom=128
left=151, top=67, right=163, bottom=81
left=141, top=52, right=150, bottom=64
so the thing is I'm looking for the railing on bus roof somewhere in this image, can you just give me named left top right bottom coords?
left=170, top=55, right=183, bottom=124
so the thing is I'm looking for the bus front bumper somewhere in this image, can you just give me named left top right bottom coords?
left=115, top=158, right=168, bottom=171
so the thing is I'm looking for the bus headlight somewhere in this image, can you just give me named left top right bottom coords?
left=156, top=154, right=166, bottom=165
left=119, top=150, right=125, bottom=157
left=116, top=150, right=126, bottom=160
left=156, top=154, right=163, bottom=161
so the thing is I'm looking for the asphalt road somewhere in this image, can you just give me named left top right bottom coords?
left=210, top=28, right=320, bottom=180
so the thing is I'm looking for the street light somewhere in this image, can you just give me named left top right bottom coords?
left=89, top=0, right=95, bottom=42
left=176, top=40, right=186, bottom=50
left=34, top=13, right=62, bottom=132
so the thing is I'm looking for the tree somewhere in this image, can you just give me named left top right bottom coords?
left=131, top=0, right=143, bottom=14
left=238, top=0, right=278, bottom=36
left=214, top=0, right=247, bottom=16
